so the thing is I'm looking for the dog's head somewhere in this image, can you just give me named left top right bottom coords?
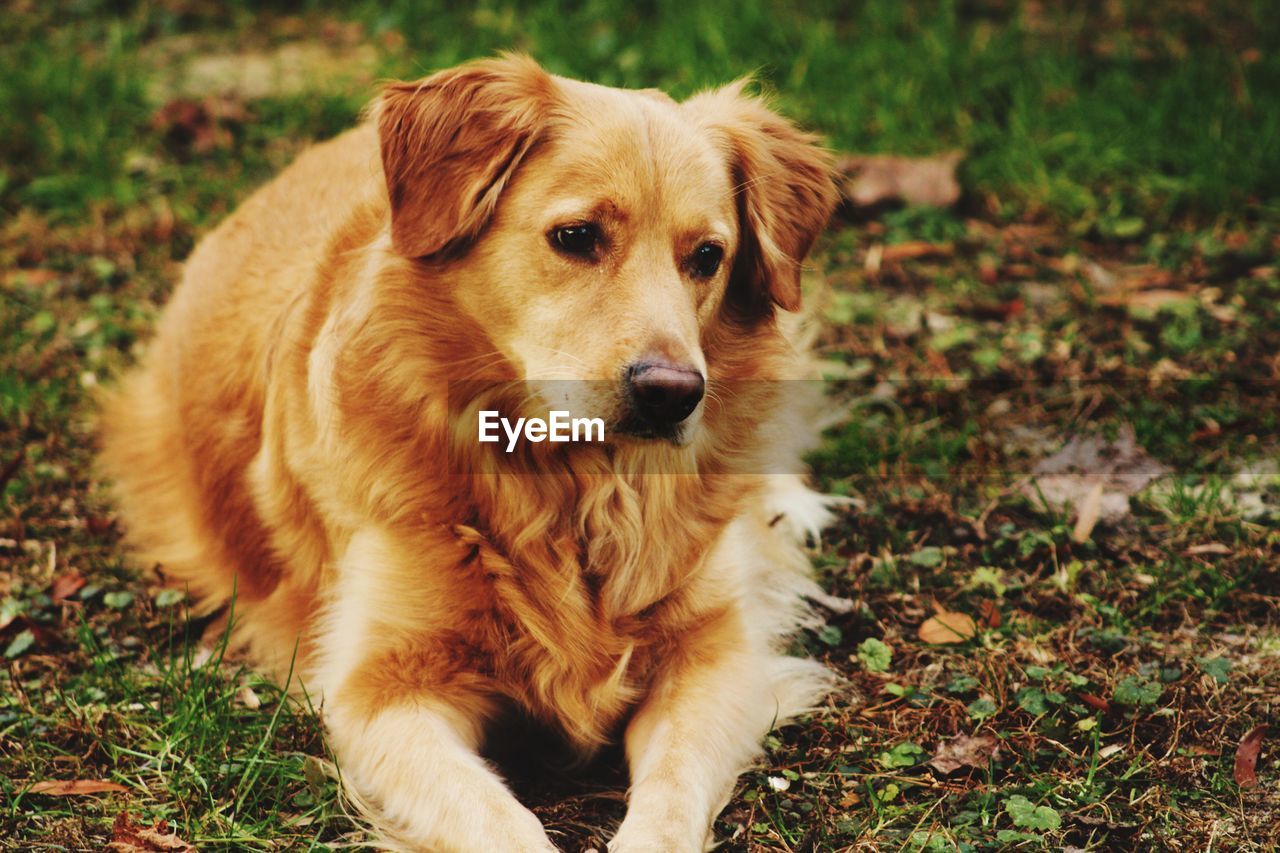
left=378, top=54, right=836, bottom=445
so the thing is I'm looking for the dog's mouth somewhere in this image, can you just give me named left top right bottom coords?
left=612, top=418, right=683, bottom=444
left=517, top=377, right=701, bottom=446
left=611, top=407, right=699, bottom=446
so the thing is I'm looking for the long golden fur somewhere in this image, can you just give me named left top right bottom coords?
left=99, top=54, right=841, bottom=851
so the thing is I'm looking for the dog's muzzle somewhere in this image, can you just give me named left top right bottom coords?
left=616, top=359, right=705, bottom=439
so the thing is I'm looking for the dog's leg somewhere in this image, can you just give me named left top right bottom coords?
left=315, top=528, right=558, bottom=852
left=608, top=614, right=816, bottom=853
left=323, top=699, right=558, bottom=852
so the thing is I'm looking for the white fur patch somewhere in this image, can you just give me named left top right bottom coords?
left=763, top=475, right=846, bottom=544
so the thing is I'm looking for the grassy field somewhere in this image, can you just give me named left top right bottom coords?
left=2, top=1, right=1278, bottom=849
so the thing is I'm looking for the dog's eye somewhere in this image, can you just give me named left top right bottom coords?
left=551, top=225, right=600, bottom=257
left=690, top=243, right=724, bottom=278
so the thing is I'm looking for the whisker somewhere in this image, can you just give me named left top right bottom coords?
left=520, top=343, right=591, bottom=370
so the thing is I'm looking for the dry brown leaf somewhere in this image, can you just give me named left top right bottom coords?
left=918, top=611, right=977, bottom=644
left=1079, top=693, right=1111, bottom=713
left=1185, top=543, right=1232, bottom=556
left=29, top=779, right=128, bottom=796
left=86, top=514, right=115, bottom=536
left=51, top=569, right=86, bottom=603
left=1234, top=725, right=1267, bottom=789
left=1071, top=480, right=1105, bottom=543
left=978, top=600, right=1002, bottom=628
left=880, top=241, right=954, bottom=262
left=928, top=733, right=1000, bottom=774
left=1023, top=425, right=1169, bottom=524
left=2, top=268, right=59, bottom=288
left=837, top=151, right=964, bottom=208
left=1191, top=419, right=1223, bottom=442
left=1097, top=288, right=1197, bottom=311
left=863, top=243, right=884, bottom=273
left=151, top=97, right=248, bottom=154
left=110, top=811, right=195, bottom=852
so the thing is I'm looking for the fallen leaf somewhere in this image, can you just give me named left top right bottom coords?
left=1079, top=693, right=1112, bottom=713
left=1082, top=262, right=1176, bottom=294
left=1097, top=288, right=1197, bottom=312
left=1185, top=543, right=1232, bottom=556
left=977, top=600, right=1001, bottom=628
left=1192, top=419, right=1222, bottom=442
left=880, top=241, right=954, bottom=263
left=1071, top=480, right=1105, bottom=543
left=110, top=811, right=195, bottom=852
left=919, top=611, right=977, bottom=644
left=1023, top=425, right=1169, bottom=524
left=928, top=733, right=1000, bottom=774
left=1148, top=357, right=1192, bottom=385
left=837, top=151, right=964, bottom=208
left=86, top=515, right=114, bottom=536
left=1234, top=725, right=1267, bottom=789
left=29, top=779, right=128, bottom=796
left=51, top=569, right=86, bottom=603
left=863, top=243, right=884, bottom=273
left=151, top=95, right=249, bottom=154
left=2, top=268, right=59, bottom=288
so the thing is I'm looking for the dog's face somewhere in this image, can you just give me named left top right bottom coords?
left=378, top=55, right=835, bottom=444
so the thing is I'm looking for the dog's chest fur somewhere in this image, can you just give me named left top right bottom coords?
left=451, top=473, right=737, bottom=749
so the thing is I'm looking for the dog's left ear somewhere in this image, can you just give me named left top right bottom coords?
left=686, top=82, right=838, bottom=312
left=376, top=54, right=553, bottom=258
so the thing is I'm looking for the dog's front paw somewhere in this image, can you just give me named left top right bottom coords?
left=607, top=820, right=706, bottom=853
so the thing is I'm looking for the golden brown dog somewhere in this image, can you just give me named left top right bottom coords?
left=99, top=54, right=840, bottom=851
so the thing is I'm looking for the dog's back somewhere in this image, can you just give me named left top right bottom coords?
left=97, top=125, right=383, bottom=611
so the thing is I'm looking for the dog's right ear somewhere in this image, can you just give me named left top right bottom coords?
left=685, top=81, right=837, bottom=314
left=377, top=54, right=552, bottom=258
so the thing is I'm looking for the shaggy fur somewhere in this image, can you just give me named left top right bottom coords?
left=99, top=54, right=840, bottom=851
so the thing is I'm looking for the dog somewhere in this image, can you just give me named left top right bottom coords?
left=99, top=54, right=840, bottom=851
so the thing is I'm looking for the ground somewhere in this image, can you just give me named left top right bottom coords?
left=2, top=1, right=1278, bottom=850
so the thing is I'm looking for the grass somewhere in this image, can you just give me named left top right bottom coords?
left=5, top=0, right=1280, bottom=226
left=2, top=0, right=1278, bottom=849
left=2, top=598, right=351, bottom=846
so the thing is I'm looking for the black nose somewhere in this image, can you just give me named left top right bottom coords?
left=626, top=361, right=705, bottom=426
